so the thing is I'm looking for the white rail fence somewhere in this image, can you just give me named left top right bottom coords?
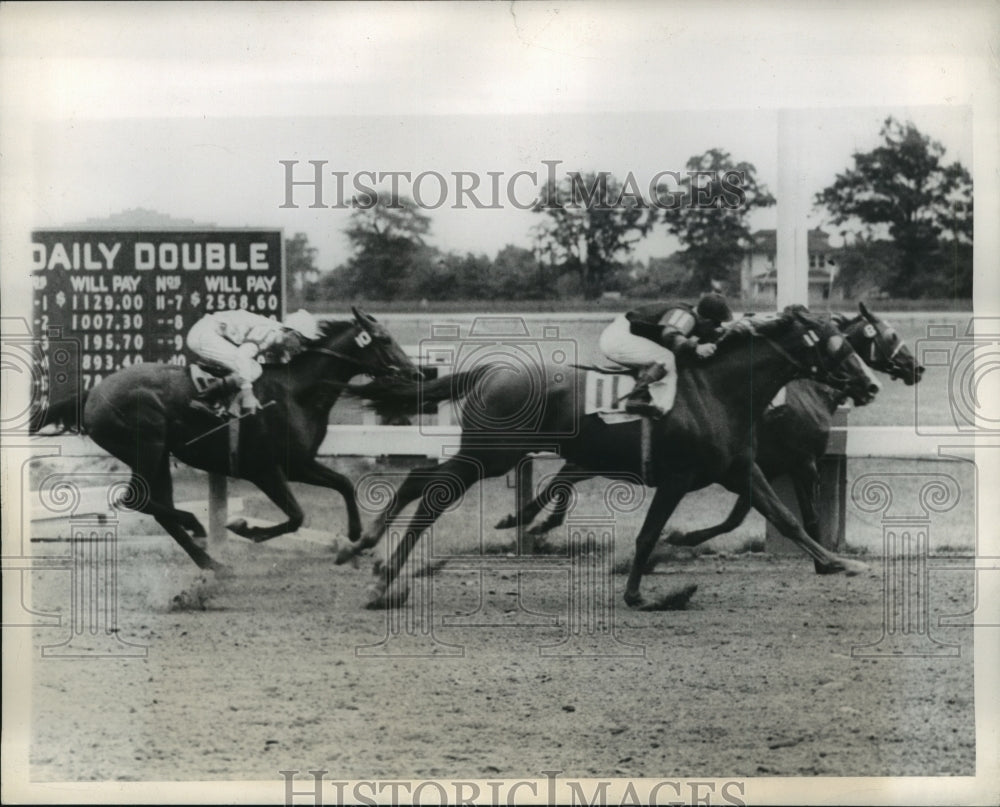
left=29, top=345, right=946, bottom=554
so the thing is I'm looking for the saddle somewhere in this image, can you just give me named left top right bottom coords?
left=189, top=364, right=241, bottom=419
left=580, top=365, right=654, bottom=484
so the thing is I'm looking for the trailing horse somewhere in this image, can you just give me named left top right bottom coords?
left=30, top=307, right=419, bottom=576
left=337, top=307, right=881, bottom=609
left=495, top=302, right=923, bottom=565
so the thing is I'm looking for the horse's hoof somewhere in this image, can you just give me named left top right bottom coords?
left=624, top=591, right=644, bottom=609
left=638, top=583, right=698, bottom=611
left=364, top=582, right=388, bottom=609
left=494, top=514, right=516, bottom=530
left=334, top=546, right=357, bottom=566
left=372, top=560, right=384, bottom=576
left=188, top=519, right=208, bottom=539
left=664, top=528, right=686, bottom=546
left=815, top=557, right=867, bottom=576
left=227, top=518, right=250, bottom=538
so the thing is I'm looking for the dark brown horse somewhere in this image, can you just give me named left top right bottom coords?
left=30, top=307, right=419, bottom=576
left=337, top=307, right=880, bottom=609
left=495, top=302, right=922, bottom=562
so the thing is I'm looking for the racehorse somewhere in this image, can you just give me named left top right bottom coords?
left=494, top=302, right=923, bottom=566
left=30, top=307, right=420, bottom=576
left=336, top=307, right=881, bottom=609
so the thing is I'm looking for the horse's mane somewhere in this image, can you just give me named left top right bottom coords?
left=707, top=311, right=795, bottom=360
left=279, top=318, right=355, bottom=371
left=314, top=318, right=355, bottom=341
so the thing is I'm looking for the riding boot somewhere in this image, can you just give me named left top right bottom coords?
left=625, top=362, right=670, bottom=419
left=190, top=374, right=242, bottom=418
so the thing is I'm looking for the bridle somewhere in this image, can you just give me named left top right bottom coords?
left=758, top=317, right=864, bottom=393
left=848, top=317, right=909, bottom=380
left=303, top=322, right=411, bottom=379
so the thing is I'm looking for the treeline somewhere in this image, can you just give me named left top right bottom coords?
left=291, top=118, right=972, bottom=306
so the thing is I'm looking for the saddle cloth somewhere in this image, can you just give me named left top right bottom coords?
left=584, top=369, right=640, bottom=422
left=189, top=363, right=229, bottom=394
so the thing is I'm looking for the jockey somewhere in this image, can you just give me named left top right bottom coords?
left=186, top=308, right=321, bottom=415
left=598, top=292, right=734, bottom=418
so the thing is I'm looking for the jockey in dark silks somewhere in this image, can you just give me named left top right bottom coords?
left=598, top=292, right=734, bottom=418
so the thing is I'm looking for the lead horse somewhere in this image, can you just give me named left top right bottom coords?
left=494, top=302, right=923, bottom=565
left=30, top=307, right=420, bottom=576
left=337, top=307, right=880, bottom=609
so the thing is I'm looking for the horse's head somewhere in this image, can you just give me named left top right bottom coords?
left=838, top=302, right=924, bottom=386
left=308, top=307, right=421, bottom=382
left=767, top=306, right=881, bottom=407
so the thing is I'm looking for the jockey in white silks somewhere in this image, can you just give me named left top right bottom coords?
left=186, top=308, right=321, bottom=415
left=598, top=292, right=734, bottom=419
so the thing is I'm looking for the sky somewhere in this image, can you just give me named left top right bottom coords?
left=26, top=105, right=973, bottom=272
left=1, top=2, right=993, bottom=282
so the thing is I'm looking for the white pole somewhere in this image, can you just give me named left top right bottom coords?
left=776, top=109, right=810, bottom=309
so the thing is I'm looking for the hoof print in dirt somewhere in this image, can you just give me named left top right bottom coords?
left=637, top=584, right=698, bottom=612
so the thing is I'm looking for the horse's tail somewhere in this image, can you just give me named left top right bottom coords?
left=346, top=364, right=492, bottom=415
left=28, top=390, right=90, bottom=434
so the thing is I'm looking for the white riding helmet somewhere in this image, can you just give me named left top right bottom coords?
left=283, top=309, right=321, bottom=341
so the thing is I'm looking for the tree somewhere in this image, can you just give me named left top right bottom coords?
left=492, top=244, right=547, bottom=299
left=659, top=148, right=775, bottom=294
left=342, top=194, right=433, bottom=300
left=532, top=172, right=655, bottom=299
left=815, top=117, right=973, bottom=298
left=285, top=232, right=320, bottom=309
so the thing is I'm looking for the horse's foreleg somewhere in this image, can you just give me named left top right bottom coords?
left=228, top=464, right=304, bottom=543
left=292, top=459, right=362, bottom=542
left=366, top=458, right=482, bottom=609
left=335, top=463, right=437, bottom=565
left=624, top=480, right=690, bottom=608
left=791, top=459, right=832, bottom=574
left=743, top=463, right=866, bottom=575
left=792, top=459, right=822, bottom=542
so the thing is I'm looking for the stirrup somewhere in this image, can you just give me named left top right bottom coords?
left=624, top=399, right=666, bottom=420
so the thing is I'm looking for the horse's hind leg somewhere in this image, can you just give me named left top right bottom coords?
left=228, top=463, right=304, bottom=543
left=667, top=493, right=754, bottom=548
left=495, top=463, right=594, bottom=535
left=118, top=448, right=225, bottom=573
left=742, top=463, right=866, bottom=576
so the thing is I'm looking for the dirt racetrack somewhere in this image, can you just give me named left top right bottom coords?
left=27, top=526, right=975, bottom=783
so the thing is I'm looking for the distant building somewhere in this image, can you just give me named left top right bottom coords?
left=63, top=208, right=213, bottom=229
left=740, top=228, right=842, bottom=303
